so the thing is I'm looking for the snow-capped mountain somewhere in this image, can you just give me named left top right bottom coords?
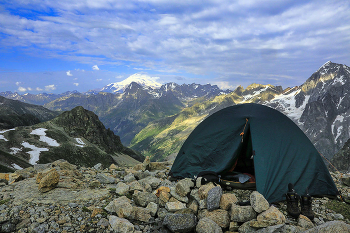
left=101, top=74, right=163, bottom=93
left=266, top=61, right=350, bottom=159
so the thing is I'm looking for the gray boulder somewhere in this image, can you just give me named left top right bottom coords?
left=196, top=217, right=223, bottom=233
left=207, top=186, right=222, bottom=211
left=163, top=213, right=197, bottom=233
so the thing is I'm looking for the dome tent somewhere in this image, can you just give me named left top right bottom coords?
left=169, top=103, right=339, bottom=203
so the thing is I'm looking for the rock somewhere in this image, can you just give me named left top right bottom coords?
left=148, top=162, right=168, bottom=171
left=158, top=189, right=171, bottom=206
left=95, top=173, right=116, bottom=184
left=89, top=179, right=101, bottom=188
left=14, top=166, right=36, bottom=178
left=229, top=222, right=239, bottom=232
left=198, top=209, right=230, bottom=228
left=198, top=183, right=216, bottom=199
left=133, top=191, right=158, bottom=207
left=190, top=189, right=201, bottom=203
left=230, top=205, right=257, bottom=222
left=57, top=161, right=77, bottom=170
left=8, top=173, right=23, bottom=184
left=115, top=182, right=130, bottom=196
left=163, top=213, right=197, bottom=233
left=139, top=176, right=162, bottom=189
left=124, top=173, right=136, bottom=183
left=188, top=199, right=199, bottom=214
left=176, top=178, right=194, bottom=197
left=93, top=163, right=103, bottom=170
left=239, top=221, right=258, bottom=233
left=196, top=217, right=223, bottom=233
left=170, top=187, right=189, bottom=203
left=109, top=215, right=134, bottom=233
left=134, top=170, right=150, bottom=180
left=34, top=163, right=52, bottom=172
left=129, top=206, right=152, bottom=222
left=207, top=186, right=222, bottom=211
left=165, top=201, right=187, bottom=212
left=38, top=169, right=60, bottom=193
left=157, top=208, right=169, bottom=220
left=196, top=177, right=203, bottom=188
left=109, top=164, right=118, bottom=170
left=104, top=196, right=133, bottom=218
left=250, top=191, right=269, bottom=213
left=341, top=174, right=350, bottom=187
left=256, top=206, right=285, bottom=226
left=146, top=202, right=158, bottom=217
left=129, top=180, right=145, bottom=192
left=298, top=215, right=314, bottom=230
left=220, top=193, right=238, bottom=210
left=91, top=207, right=104, bottom=218
left=303, top=220, right=350, bottom=233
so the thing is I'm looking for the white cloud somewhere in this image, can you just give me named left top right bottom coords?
left=36, top=87, right=43, bottom=91
left=96, top=79, right=102, bottom=81
left=92, top=65, right=100, bottom=70
left=66, top=70, right=73, bottom=76
left=18, top=87, right=27, bottom=92
left=15, top=82, right=21, bottom=86
left=27, top=87, right=32, bottom=91
left=45, top=84, right=56, bottom=91
left=73, top=83, right=79, bottom=86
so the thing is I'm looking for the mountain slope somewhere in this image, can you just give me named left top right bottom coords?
left=266, top=61, right=350, bottom=159
left=0, top=106, right=142, bottom=172
left=0, top=96, right=59, bottom=129
left=0, top=91, right=79, bottom=105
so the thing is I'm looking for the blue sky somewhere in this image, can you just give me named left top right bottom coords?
left=0, top=0, right=350, bottom=94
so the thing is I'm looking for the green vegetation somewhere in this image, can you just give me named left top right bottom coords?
left=326, top=199, right=350, bottom=220
left=0, top=199, right=10, bottom=205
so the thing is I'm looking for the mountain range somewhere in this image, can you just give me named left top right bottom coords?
left=0, top=106, right=142, bottom=172
left=1, top=61, right=350, bottom=169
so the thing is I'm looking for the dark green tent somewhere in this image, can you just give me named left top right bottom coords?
left=169, top=103, right=339, bottom=203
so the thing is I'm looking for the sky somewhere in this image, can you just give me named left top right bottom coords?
left=0, top=0, right=350, bottom=94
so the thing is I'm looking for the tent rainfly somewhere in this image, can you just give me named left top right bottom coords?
left=169, top=103, right=339, bottom=203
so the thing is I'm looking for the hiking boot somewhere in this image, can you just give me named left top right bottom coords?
left=301, top=189, right=314, bottom=221
left=285, top=183, right=300, bottom=218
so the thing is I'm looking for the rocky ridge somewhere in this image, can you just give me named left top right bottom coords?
left=0, top=159, right=350, bottom=233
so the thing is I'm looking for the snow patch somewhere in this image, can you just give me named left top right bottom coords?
left=12, top=163, right=23, bottom=170
left=0, top=135, right=8, bottom=141
left=333, top=75, right=345, bottom=85
left=75, top=138, right=85, bottom=147
left=269, top=89, right=310, bottom=122
left=0, top=128, right=15, bottom=134
left=30, top=128, right=60, bottom=147
left=21, top=142, right=49, bottom=165
left=243, top=87, right=269, bottom=101
left=10, top=147, right=22, bottom=155
left=332, top=115, right=345, bottom=143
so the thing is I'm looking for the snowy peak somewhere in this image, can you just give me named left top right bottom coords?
left=101, top=74, right=162, bottom=93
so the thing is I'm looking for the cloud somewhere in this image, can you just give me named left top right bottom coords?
left=17, top=86, right=27, bottom=92
left=1, top=0, right=350, bottom=90
left=73, top=83, right=79, bottom=86
left=45, top=84, right=56, bottom=91
left=27, top=87, right=32, bottom=91
left=36, top=87, right=43, bottom=91
left=15, top=82, right=21, bottom=86
left=96, top=79, right=102, bottom=81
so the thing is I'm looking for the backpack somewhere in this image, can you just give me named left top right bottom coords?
left=197, top=171, right=221, bottom=185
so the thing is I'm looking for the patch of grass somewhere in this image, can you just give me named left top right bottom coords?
left=0, top=199, right=10, bottom=205
left=326, top=199, right=350, bottom=220
left=82, top=206, right=91, bottom=212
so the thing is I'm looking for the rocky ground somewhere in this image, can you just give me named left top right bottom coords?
left=0, top=158, right=350, bottom=233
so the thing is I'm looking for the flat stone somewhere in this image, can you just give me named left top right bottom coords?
left=163, top=213, right=197, bottom=233
left=170, top=187, right=189, bottom=203
left=250, top=191, right=269, bottom=213
left=109, top=215, right=134, bottom=233
left=38, top=169, right=60, bottom=193
left=230, top=205, right=257, bottom=222
left=298, top=214, right=314, bottom=230
left=115, top=182, right=130, bottom=196
left=165, top=201, right=187, bottom=212
left=198, top=209, right=230, bottom=228
left=133, top=191, right=158, bottom=207
left=220, top=193, right=238, bottom=210
left=303, top=220, right=350, bottom=233
left=256, top=206, right=285, bottom=226
left=175, top=178, right=194, bottom=197
left=196, top=217, right=223, bottom=233
left=207, top=186, right=222, bottom=211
